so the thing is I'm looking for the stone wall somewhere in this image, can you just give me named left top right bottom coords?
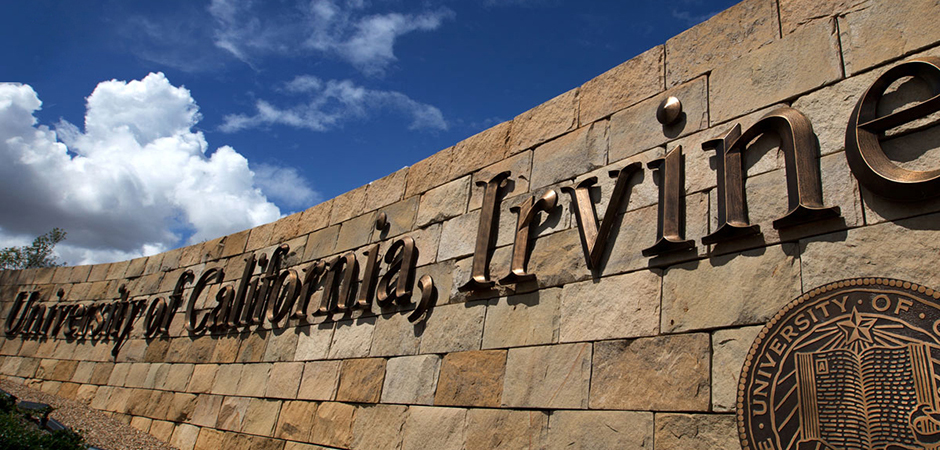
left=3, top=0, right=940, bottom=449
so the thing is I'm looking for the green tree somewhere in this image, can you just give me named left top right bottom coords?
left=0, top=228, right=67, bottom=270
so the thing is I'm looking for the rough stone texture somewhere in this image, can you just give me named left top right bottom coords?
left=801, top=212, right=940, bottom=290
left=262, top=328, right=299, bottom=362
left=335, top=357, right=386, bottom=403
left=297, top=360, right=341, bottom=401
left=405, top=146, right=457, bottom=198
left=468, top=150, right=533, bottom=211
left=235, top=363, right=271, bottom=397
left=545, top=410, right=654, bottom=450
left=434, top=350, right=506, bottom=407
left=580, top=46, right=664, bottom=125
left=401, top=406, right=466, bottom=450
left=330, top=184, right=369, bottom=225
left=502, top=343, right=591, bottom=409
left=365, top=168, right=409, bottom=212
left=193, top=428, right=225, bottom=450
left=559, top=270, right=660, bottom=343
left=310, top=401, right=356, bottom=449
left=466, top=409, right=548, bottom=450
left=418, top=302, right=485, bottom=354
left=241, top=398, right=281, bottom=436
left=217, top=396, right=251, bottom=431
left=266, top=362, right=303, bottom=399
left=415, top=176, right=470, bottom=228
left=712, top=325, right=762, bottom=412
left=298, top=199, right=333, bottom=236
left=169, top=423, right=200, bottom=450
left=591, top=334, right=710, bottom=411
left=840, top=0, right=940, bottom=75
left=436, top=210, right=481, bottom=262
left=335, top=212, right=377, bottom=252
left=352, top=404, right=408, bottom=450
left=370, top=311, right=422, bottom=357
left=483, top=289, right=561, bottom=349
left=609, top=76, right=709, bottom=162
left=329, top=317, right=375, bottom=359
left=509, top=89, right=579, bottom=154
left=654, top=414, right=739, bottom=450
left=275, top=400, right=316, bottom=441
left=779, top=0, right=863, bottom=35
left=294, top=323, right=334, bottom=361
left=382, top=354, right=441, bottom=405
left=190, top=394, right=223, bottom=427
left=662, top=244, right=801, bottom=333
left=452, top=120, right=513, bottom=177
left=303, top=225, right=340, bottom=262
left=530, top=121, right=608, bottom=190
left=666, top=0, right=779, bottom=86
left=710, top=20, right=843, bottom=124
left=373, top=196, right=418, bottom=241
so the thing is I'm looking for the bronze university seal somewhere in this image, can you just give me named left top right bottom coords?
left=739, top=278, right=940, bottom=450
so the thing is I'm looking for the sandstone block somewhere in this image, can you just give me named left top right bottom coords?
left=559, top=270, right=660, bottom=343
left=329, top=317, right=375, bottom=359
left=270, top=211, right=306, bottom=248
left=149, top=420, right=175, bottom=443
left=591, top=334, right=710, bottom=411
left=525, top=229, right=592, bottom=289
left=216, top=396, right=250, bottom=431
left=654, top=414, right=739, bottom=449
left=467, top=150, right=532, bottom=211
left=211, top=364, right=243, bottom=396
left=235, top=363, right=271, bottom=397
left=397, top=222, right=441, bottom=267
left=193, top=428, right=225, bottom=450
left=580, top=46, right=664, bottom=124
left=336, top=358, right=386, bottom=403
left=712, top=325, right=762, bottom=412
left=467, top=409, right=548, bottom=450
left=710, top=20, right=842, bottom=124
left=262, top=328, right=299, bottom=362
left=502, top=343, right=591, bottom=409
left=220, top=230, right=250, bottom=258
left=405, top=146, right=457, bottom=198
left=436, top=210, right=481, bottom=262
left=130, top=416, right=151, bottom=433
left=275, top=400, right=317, bottom=441
left=190, top=394, right=223, bottom=427
left=662, top=244, right=801, bottom=333
left=166, top=392, right=197, bottom=422
left=352, top=404, right=409, bottom=450
left=266, top=362, right=303, bottom=399
left=418, top=302, right=485, bottom=354
left=330, top=184, right=369, bottom=225
left=452, top=120, right=512, bottom=178
left=509, top=88, right=579, bottom=154
left=370, top=311, right=422, bottom=357
left=401, top=406, right=466, bottom=450
left=382, top=354, right=441, bottom=405
left=298, top=199, right=333, bottom=236
left=415, top=176, right=470, bottom=228
left=236, top=331, right=268, bottom=362
left=483, top=288, right=561, bottom=349
left=298, top=360, right=341, bottom=401
left=310, top=401, right=356, bottom=449
left=666, top=0, right=779, bottom=86
left=545, top=410, right=653, bottom=450
left=241, top=398, right=281, bottom=435
left=530, top=121, right=608, bottom=190
left=434, top=350, right=506, bottom=407
left=303, top=225, right=340, bottom=262
left=365, top=167, right=409, bottom=212
left=840, top=0, right=940, bottom=75
left=169, top=423, right=200, bottom=450
left=245, top=222, right=275, bottom=252
left=187, top=364, right=218, bottom=393
left=294, top=323, right=335, bottom=361
left=335, top=212, right=377, bottom=253
left=372, top=196, right=418, bottom=241
left=801, top=212, right=940, bottom=290
left=609, top=76, right=708, bottom=162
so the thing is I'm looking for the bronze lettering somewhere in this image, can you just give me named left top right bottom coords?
left=846, top=57, right=940, bottom=201
left=643, top=146, right=695, bottom=256
left=3, top=291, right=33, bottom=336
left=355, top=244, right=382, bottom=309
left=703, top=107, right=839, bottom=245
left=318, top=252, right=359, bottom=314
left=266, top=269, right=300, bottom=325
left=294, top=260, right=327, bottom=321
left=565, top=163, right=642, bottom=270
left=186, top=267, right=223, bottom=333
left=378, top=237, right=417, bottom=306
left=407, top=274, right=436, bottom=323
left=499, top=189, right=558, bottom=284
left=459, top=171, right=511, bottom=291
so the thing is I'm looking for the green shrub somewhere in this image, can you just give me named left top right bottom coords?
left=0, top=395, right=85, bottom=450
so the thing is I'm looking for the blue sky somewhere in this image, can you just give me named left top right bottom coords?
left=0, top=0, right=737, bottom=264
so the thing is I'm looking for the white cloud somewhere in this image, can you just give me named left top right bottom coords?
left=220, top=76, right=447, bottom=133
left=252, top=163, right=320, bottom=210
left=0, top=73, right=314, bottom=264
left=208, top=0, right=454, bottom=75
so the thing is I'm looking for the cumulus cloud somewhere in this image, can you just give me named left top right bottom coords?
left=220, top=75, right=447, bottom=133
left=208, top=0, right=454, bottom=75
left=0, top=73, right=314, bottom=264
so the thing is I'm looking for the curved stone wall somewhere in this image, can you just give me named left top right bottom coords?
left=3, top=0, right=940, bottom=449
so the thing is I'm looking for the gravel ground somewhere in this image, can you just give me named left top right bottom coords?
left=0, top=378, right=177, bottom=450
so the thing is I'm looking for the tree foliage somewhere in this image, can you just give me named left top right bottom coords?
left=0, top=229, right=67, bottom=270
